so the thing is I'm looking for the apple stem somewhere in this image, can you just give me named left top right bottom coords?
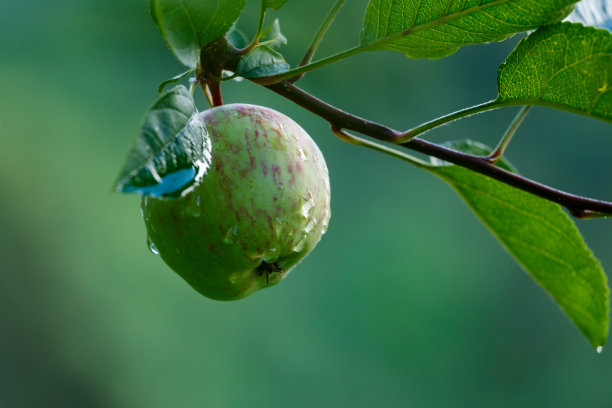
left=199, top=37, right=239, bottom=107
left=207, top=79, right=223, bottom=107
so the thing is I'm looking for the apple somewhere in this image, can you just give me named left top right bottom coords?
left=142, top=104, right=331, bottom=300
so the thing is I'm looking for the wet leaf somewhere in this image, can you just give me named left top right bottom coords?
left=361, top=0, right=576, bottom=59
left=149, top=0, right=245, bottom=67
left=236, top=44, right=290, bottom=78
left=115, top=85, right=212, bottom=198
left=428, top=140, right=609, bottom=349
left=497, top=22, right=612, bottom=122
left=157, top=68, right=195, bottom=93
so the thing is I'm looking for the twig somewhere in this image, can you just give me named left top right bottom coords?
left=332, top=128, right=430, bottom=168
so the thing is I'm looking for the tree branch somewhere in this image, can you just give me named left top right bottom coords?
left=265, top=80, right=612, bottom=218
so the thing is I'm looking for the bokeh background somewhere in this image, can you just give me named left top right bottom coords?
left=2, top=0, right=612, bottom=406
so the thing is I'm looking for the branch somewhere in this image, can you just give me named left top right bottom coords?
left=265, top=80, right=612, bottom=218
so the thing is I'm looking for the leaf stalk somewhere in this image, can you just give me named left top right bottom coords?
left=488, top=105, right=533, bottom=163
left=238, top=0, right=267, bottom=55
left=291, top=0, right=347, bottom=82
left=254, top=0, right=509, bottom=84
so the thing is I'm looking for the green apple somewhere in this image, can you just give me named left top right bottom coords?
left=142, top=104, right=331, bottom=300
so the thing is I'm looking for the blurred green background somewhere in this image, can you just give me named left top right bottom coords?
left=2, top=0, right=612, bottom=406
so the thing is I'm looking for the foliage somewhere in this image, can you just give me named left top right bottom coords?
left=497, top=22, right=612, bottom=121
left=361, top=0, right=575, bottom=59
left=115, top=86, right=211, bottom=197
left=116, top=0, right=612, bottom=350
left=429, top=141, right=608, bottom=349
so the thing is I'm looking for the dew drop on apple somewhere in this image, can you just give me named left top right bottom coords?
left=147, top=236, right=160, bottom=255
left=304, top=216, right=316, bottom=234
left=273, top=217, right=284, bottom=239
left=300, top=190, right=314, bottom=218
left=223, top=225, right=239, bottom=244
left=292, top=233, right=308, bottom=253
left=296, top=146, right=307, bottom=161
left=186, top=197, right=201, bottom=217
left=279, top=123, right=295, bottom=141
left=186, top=206, right=201, bottom=218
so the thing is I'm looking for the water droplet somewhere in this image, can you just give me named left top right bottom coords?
left=296, top=146, right=307, bottom=160
left=147, top=237, right=159, bottom=255
left=223, top=225, right=239, bottom=244
left=186, top=196, right=201, bottom=217
left=273, top=217, right=284, bottom=239
left=304, top=216, right=317, bottom=233
left=279, top=123, right=296, bottom=141
left=139, top=207, right=144, bottom=218
left=300, top=190, right=314, bottom=218
left=292, top=234, right=308, bottom=253
left=597, top=346, right=603, bottom=354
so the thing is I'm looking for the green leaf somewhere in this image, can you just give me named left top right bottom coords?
left=263, top=0, right=288, bottom=10
left=428, top=140, right=609, bottom=349
left=157, top=68, right=195, bottom=93
left=236, top=44, right=290, bottom=78
left=360, top=0, right=576, bottom=59
left=149, top=0, right=246, bottom=67
left=115, top=85, right=212, bottom=198
left=260, top=19, right=287, bottom=50
left=497, top=22, right=612, bottom=122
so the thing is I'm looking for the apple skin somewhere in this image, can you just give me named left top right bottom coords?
left=142, top=104, right=331, bottom=300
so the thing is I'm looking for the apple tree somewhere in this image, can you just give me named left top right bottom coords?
left=115, top=0, right=612, bottom=350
